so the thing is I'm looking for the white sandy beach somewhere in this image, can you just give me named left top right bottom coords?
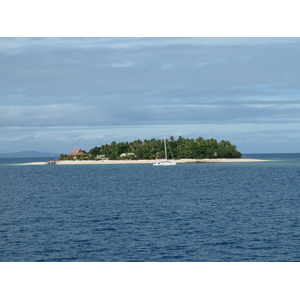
left=19, top=158, right=268, bottom=165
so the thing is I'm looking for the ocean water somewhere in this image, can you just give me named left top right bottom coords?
left=1, top=154, right=300, bottom=262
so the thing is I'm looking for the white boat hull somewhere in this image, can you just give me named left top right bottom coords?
left=152, top=160, right=176, bottom=166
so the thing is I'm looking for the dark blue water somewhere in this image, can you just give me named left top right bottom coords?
left=1, top=154, right=300, bottom=261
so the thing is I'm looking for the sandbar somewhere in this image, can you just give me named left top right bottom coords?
left=18, top=158, right=268, bottom=165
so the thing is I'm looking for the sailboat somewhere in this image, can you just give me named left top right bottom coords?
left=152, top=136, right=177, bottom=166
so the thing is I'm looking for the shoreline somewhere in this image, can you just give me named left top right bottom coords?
left=18, top=158, right=268, bottom=165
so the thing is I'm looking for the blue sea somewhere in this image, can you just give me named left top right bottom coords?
left=1, top=153, right=300, bottom=262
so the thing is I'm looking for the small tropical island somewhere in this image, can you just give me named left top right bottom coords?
left=19, top=136, right=268, bottom=165
left=60, top=136, right=242, bottom=161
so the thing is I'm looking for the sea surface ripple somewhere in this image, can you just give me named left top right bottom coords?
left=1, top=154, right=300, bottom=261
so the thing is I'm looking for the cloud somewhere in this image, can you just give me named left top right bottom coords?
left=1, top=38, right=300, bottom=54
left=2, top=39, right=300, bottom=105
left=2, top=98, right=300, bottom=130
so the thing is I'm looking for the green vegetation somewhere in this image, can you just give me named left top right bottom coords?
left=85, top=136, right=242, bottom=160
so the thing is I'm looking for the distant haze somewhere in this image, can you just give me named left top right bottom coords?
left=0, top=151, right=59, bottom=158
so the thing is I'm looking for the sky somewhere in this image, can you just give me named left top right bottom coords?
left=1, top=37, right=300, bottom=154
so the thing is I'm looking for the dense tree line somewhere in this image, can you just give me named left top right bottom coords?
left=84, top=136, right=242, bottom=160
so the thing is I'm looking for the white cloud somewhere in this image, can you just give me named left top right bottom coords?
left=1, top=37, right=300, bottom=55
left=111, top=62, right=134, bottom=68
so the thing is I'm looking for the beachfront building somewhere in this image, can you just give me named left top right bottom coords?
left=120, top=152, right=136, bottom=158
left=67, top=148, right=87, bottom=159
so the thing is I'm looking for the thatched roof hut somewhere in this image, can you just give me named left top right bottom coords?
left=67, top=148, right=86, bottom=157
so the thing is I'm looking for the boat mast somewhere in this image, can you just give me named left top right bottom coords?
left=164, top=136, right=167, bottom=160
